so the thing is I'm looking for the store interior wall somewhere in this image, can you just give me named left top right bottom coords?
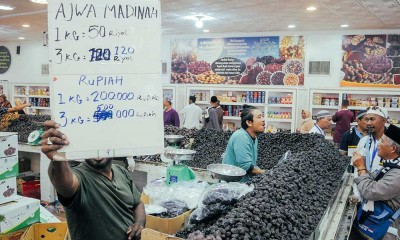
left=1, top=28, right=399, bottom=128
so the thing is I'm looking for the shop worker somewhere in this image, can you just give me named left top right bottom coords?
left=0, top=94, right=12, bottom=108
left=352, top=106, right=388, bottom=200
left=339, top=110, right=368, bottom=155
left=204, top=96, right=221, bottom=130
left=350, top=124, right=400, bottom=240
left=41, top=121, right=145, bottom=240
left=332, top=99, right=354, bottom=147
left=223, top=105, right=265, bottom=182
left=163, top=99, right=180, bottom=127
left=309, top=110, right=332, bottom=138
left=296, top=109, right=314, bottom=133
left=179, top=95, right=202, bottom=129
left=215, top=100, right=224, bottom=129
left=0, top=102, right=31, bottom=117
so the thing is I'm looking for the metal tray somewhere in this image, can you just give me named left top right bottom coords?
left=164, top=135, right=184, bottom=144
left=207, top=164, right=246, bottom=182
left=163, top=148, right=196, bottom=161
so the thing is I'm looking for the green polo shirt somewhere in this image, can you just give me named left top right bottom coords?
left=59, top=162, right=141, bottom=240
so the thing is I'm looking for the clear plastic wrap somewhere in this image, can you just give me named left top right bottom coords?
left=144, top=204, right=167, bottom=215
left=159, top=199, right=189, bottom=216
left=278, top=150, right=293, bottom=164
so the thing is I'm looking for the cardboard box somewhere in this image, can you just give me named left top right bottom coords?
left=0, top=133, right=18, bottom=158
left=141, top=228, right=183, bottom=240
left=0, top=226, right=29, bottom=240
left=0, top=197, right=40, bottom=234
left=0, top=156, right=18, bottom=180
left=19, top=223, right=69, bottom=240
left=145, top=210, right=192, bottom=235
left=0, top=177, right=18, bottom=204
left=39, top=206, right=61, bottom=224
left=140, top=193, right=150, bottom=204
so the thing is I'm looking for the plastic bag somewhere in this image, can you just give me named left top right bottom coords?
left=199, top=182, right=254, bottom=207
left=144, top=204, right=167, bottom=215
left=278, top=150, right=293, bottom=164
left=159, top=199, right=189, bottom=216
left=190, top=203, right=233, bottom=224
left=143, top=180, right=209, bottom=209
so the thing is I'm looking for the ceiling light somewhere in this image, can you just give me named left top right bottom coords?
left=0, top=5, right=14, bottom=10
left=184, top=15, right=215, bottom=21
left=288, top=25, right=296, bottom=29
left=203, top=29, right=210, bottom=33
left=340, top=24, right=349, bottom=28
left=19, top=37, right=25, bottom=40
left=306, top=6, right=317, bottom=11
left=195, top=16, right=204, bottom=28
left=22, top=24, right=30, bottom=28
left=30, top=0, right=48, bottom=4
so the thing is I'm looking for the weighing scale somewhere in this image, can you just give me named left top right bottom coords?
left=207, top=164, right=246, bottom=182
left=163, top=148, right=197, bottom=186
left=164, top=135, right=184, bottom=149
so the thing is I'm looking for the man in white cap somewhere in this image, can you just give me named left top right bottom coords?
left=351, top=106, right=388, bottom=201
left=309, top=110, right=332, bottom=138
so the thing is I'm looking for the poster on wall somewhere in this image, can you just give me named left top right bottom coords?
left=171, top=36, right=305, bottom=86
left=340, top=34, right=400, bottom=88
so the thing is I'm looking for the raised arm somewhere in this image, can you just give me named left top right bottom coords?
left=41, top=121, right=79, bottom=198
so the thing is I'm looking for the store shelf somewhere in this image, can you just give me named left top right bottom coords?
left=266, top=118, right=292, bottom=122
left=223, top=116, right=241, bottom=120
left=311, top=105, right=339, bottom=109
left=14, top=94, right=26, bottom=97
left=30, top=107, right=50, bottom=110
left=220, top=102, right=264, bottom=106
left=12, top=83, right=51, bottom=115
left=29, top=95, right=50, bottom=98
left=196, top=101, right=209, bottom=104
left=267, top=104, right=293, bottom=108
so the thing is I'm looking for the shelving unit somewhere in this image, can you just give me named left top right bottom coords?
left=309, top=88, right=400, bottom=138
left=12, top=84, right=51, bottom=115
left=186, top=85, right=297, bottom=132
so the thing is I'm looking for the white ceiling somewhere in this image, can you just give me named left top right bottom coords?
left=0, top=0, right=400, bottom=43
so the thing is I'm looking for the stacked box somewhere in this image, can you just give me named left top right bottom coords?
left=0, top=133, right=19, bottom=205
left=0, top=197, right=40, bottom=233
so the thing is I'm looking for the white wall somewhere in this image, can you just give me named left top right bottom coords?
left=2, top=28, right=400, bottom=127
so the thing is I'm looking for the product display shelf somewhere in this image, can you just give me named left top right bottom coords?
left=186, top=85, right=297, bottom=132
left=0, top=80, right=9, bottom=97
left=12, top=84, right=51, bottom=115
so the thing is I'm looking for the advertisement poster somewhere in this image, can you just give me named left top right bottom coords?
left=171, top=36, right=305, bottom=85
left=340, top=34, right=400, bottom=88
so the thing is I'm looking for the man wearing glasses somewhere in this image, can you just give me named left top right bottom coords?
left=352, top=106, right=389, bottom=201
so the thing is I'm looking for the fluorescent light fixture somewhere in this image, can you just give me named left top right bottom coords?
left=306, top=6, right=317, bottom=11
left=22, top=24, right=30, bottom=28
left=203, top=29, right=210, bottom=33
left=30, top=0, right=48, bottom=4
left=288, top=25, right=296, bottom=29
left=184, top=15, right=215, bottom=21
left=340, top=24, right=349, bottom=28
left=19, top=37, right=25, bottom=40
left=0, top=5, right=14, bottom=10
left=195, top=19, right=203, bottom=29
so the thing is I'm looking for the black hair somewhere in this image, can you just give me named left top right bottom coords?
left=189, top=96, right=196, bottom=103
left=342, top=99, right=349, bottom=107
left=241, top=104, right=257, bottom=129
left=167, top=100, right=172, bottom=105
left=210, top=96, right=218, bottom=103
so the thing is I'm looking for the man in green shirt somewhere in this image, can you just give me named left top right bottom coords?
left=222, top=105, right=265, bottom=182
left=41, top=121, right=145, bottom=240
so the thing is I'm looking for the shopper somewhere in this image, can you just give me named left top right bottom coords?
left=309, top=110, right=332, bottom=138
left=179, top=96, right=202, bottom=129
left=352, top=106, right=388, bottom=201
left=215, top=100, right=224, bottom=129
left=339, top=110, right=368, bottom=155
left=350, top=124, right=400, bottom=240
left=204, top=96, right=220, bottom=130
left=332, top=100, right=354, bottom=146
left=41, top=121, right=145, bottom=240
left=0, top=102, right=31, bottom=118
left=0, top=94, right=12, bottom=108
left=222, top=104, right=265, bottom=182
left=163, top=99, right=180, bottom=127
left=296, top=109, right=314, bottom=133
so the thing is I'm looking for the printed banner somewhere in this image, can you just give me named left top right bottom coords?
left=171, top=36, right=305, bottom=86
left=340, top=34, right=400, bottom=88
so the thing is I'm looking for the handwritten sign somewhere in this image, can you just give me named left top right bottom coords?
left=0, top=46, right=12, bottom=74
left=48, top=0, right=163, bottom=159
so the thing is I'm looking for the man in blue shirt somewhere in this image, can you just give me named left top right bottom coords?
left=222, top=105, right=265, bottom=182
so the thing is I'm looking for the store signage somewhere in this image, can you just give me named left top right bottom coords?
left=48, top=0, right=163, bottom=159
left=170, top=36, right=305, bottom=86
left=340, top=34, right=400, bottom=88
left=0, top=46, right=11, bottom=74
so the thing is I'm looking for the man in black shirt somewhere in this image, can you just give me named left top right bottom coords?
left=339, top=110, right=367, bottom=155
